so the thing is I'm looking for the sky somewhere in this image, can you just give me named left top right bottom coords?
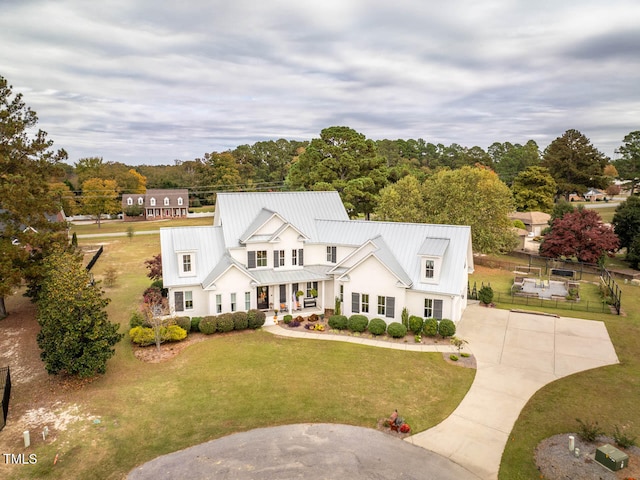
left=2, top=0, right=639, bottom=166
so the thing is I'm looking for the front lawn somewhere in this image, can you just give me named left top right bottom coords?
left=5, top=234, right=475, bottom=480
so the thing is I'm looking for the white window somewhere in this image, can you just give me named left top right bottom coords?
left=164, top=197, right=170, bottom=206
left=216, top=294, right=222, bottom=313
left=150, top=198, right=156, bottom=206
left=424, top=298, right=433, bottom=318
left=378, top=296, right=395, bottom=318
left=178, top=197, right=183, bottom=206
left=127, top=197, right=133, bottom=206
left=245, top=292, right=251, bottom=310
left=256, top=250, right=267, bottom=267
left=275, top=250, right=285, bottom=267
left=185, top=291, right=193, bottom=310
left=377, top=296, right=386, bottom=315
left=362, top=294, right=369, bottom=313
left=231, top=293, right=236, bottom=312
left=182, top=254, right=192, bottom=273
left=292, top=249, right=297, bottom=266
left=137, top=197, right=143, bottom=205
left=326, top=245, right=337, bottom=263
left=425, top=260, right=435, bottom=279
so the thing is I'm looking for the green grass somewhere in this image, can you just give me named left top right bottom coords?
left=8, top=234, right=475, bottom=480
left=70, top=217, right=212, bottom=235
left=471, top=260, right=640, bottom=479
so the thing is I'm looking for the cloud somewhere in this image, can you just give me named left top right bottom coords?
left=1, top=0, right=639, bottom=164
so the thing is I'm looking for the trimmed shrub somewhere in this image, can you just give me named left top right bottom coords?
left=247, top=309, right=266, bottom=329
left=308, top=313, right=320, bottom=322
left=232, top=311, right=249, bottom=330
left=328, top=314, right=348, bottom=330
left=575, top=418, right=604, bottom=442
left=199, top=316, right=217, bottom=334
left=478, top=285, right=494, bottom=305
left=129, top=326, right=155, bottom=346
left=423, top=318, right=438, bottom=337
left=163, top=325, right=187, bottom=342
left=283, top=314, right=293, bottom=324
left=216, top=313, right=234, bottom=333
left=438, top=319, right=456, bottom=338
left=190, top=317, right=202, bottom=332
left=449, top=354, right=459, bottom=361
left=347, top=314, right=369, bottom=333
left=408, top=315, right=424, bottom=334
left=174, top=316, right=191, bottom=333
left=387, top=322, right=407, bottom=338
left=129, top=311, right=145, bottom=328
left=368, top=318, right=387, bottom=336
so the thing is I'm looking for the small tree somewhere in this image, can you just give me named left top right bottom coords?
left=81, top=178, right=120, bottom=228
left=401, top=307, right=410, bottom=329
left=103, top=266, right=118, bottom=287
left=478, top=285, right=494, bottom=305
left=36, top=251, right=123, bottom=377
left=450, top=336, right=468, bottom=354
left=145, top=253, right=163, bottom=281
left=126, top=225, right=135, bottom=242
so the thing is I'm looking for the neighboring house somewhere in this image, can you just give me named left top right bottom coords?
left=0, top=209, right=67, bottom=245
left=160, top=191, right=474, bottom=326
left=508, top=211, right=551, bottom=237
left=122, top=189, right=189, bottom=221
left=583, top=188, right=606, bottom=202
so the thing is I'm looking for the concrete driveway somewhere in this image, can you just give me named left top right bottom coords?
left=127, top=304, right=618, bottom=480
left=407, top=304, right=619, bottom=479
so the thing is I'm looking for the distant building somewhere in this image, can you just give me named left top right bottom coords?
left=508, top=211, right=551, bottom=237
left=121, top=189, right=189, bottom=221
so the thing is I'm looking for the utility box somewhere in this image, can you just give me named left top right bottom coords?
left=595, top=444, right=629, bottom=471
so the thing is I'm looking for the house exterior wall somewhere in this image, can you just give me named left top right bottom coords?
left=206, top=267, right=256, bottom=314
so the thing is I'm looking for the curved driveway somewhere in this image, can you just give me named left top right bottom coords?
left=128, top=303, right=618, bottom=480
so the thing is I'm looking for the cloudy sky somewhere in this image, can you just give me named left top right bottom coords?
left=2, top=0, right=639, bottom=165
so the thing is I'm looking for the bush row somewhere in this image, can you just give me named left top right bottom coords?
left=198, top=309, right=266, bottom=335
left=129, top=324, right=188, bottom=346
left=325, top=314, right=456, bottom=338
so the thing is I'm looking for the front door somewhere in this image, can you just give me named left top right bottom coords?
left=257, top=286, right=269, bottom=310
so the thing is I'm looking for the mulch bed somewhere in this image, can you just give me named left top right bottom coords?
left=535, top=434, right=640, bottom=479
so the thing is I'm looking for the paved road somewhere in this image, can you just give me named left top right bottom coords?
left=127, top=304, right=619, bottom=480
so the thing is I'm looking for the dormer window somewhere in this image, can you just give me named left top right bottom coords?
left=127, top=197, right=133, bottom=206
left=179, top=252, right=196, bottom=276
left=178, top=197, right=183, bottom=206
left=137, top=197, right=143, bottom=205
left=425, top=260, right=434, bottom=279
left=150, top=198, right=156, bottom=206
left=164, top=197, right=170, bottom=206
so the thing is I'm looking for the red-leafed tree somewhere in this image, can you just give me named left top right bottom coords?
left=540, top=209, right=619, bottom=263
left=144, top=253, right=162, bottom=281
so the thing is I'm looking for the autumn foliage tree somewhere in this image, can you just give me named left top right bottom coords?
left=36, top=251, right=123, bottom=377
left=145, top=253, right=162, bottom=281
left=540, top=209, right=619, bottom=263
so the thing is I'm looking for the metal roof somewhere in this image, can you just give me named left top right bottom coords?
left=418, top=238, right=450, bottom=256
left=214, top=191, right=349, bottom=247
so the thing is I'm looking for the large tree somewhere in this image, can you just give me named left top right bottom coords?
left=0, top=75, right=68, bottom=318
left=614, top=131, right=640, bottom=195
left=286, top=126, right=388, bottom=218
left=541, top=129, right=609, bottom=199
left=81, top=178, right=120, bottom=228
left=36, top=251, right=122, bottom=377
left=612, top=195, right=640, bottom=254
left=540, top=209, right=619, bottom=263
left=489, top=140, right=540, bottom=185
left=422, top=166, right=518, bottom=254
left=375, top=174, right=426, bottom=223
left=511, top=166, right=557, bottom=213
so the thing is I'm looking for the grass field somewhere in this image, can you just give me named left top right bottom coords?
left=6, top=233, right=475, bottom=480
left=69, top=217, right=213, bottom=235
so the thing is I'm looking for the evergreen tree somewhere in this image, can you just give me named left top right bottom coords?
left=36, top=251, right=123, bottom=377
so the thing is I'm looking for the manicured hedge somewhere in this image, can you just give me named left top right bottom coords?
left=283, top=314, right=293, bottom=324
left=174, top=316, right=191, bottom=334
left=129, top=326, right=155, bottom=346
left=190, top=317, right=202, bottom=332
left=347, top=315, right=369, bottom=333
left=368, top=318, right=387, bottom=336
left=164, top=325, right=187, bottom=342
left=328, top=314, right=348, bottom=330
left=247, top=309, right=266, bottom=329
left=438, top=319, right=456, bottom=338
left=387, top=322, right=407, bottom=338
left=199, top=316, right=217, bottom=334
left=408, top=315, right=424, bottom=334
left=232, top=311, right=249, bottom=330
left=216, top=313, right=235, bottom=333
left=423, top=318, right=438, bottom=337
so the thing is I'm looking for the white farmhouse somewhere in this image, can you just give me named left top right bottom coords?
left=160, top=191, right=474, bottom=325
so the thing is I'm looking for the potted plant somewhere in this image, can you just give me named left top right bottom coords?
left=296, top=290, right=304, bottom=308
left=310, top=288, right=318, bottom=298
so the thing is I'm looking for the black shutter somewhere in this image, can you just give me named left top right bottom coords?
left=174, top=291, right=184, bottom=312
left=331, top=246, right=337, bottom=263
left=351, top=293, right=360, bottom=313
left=274, top=250, right=279, bottom=268
left=386, top=296, right=395, bottom=318
left=434, top=299, right=443, bottom=319
left=248, top=251, right=256, bottom=269
left=299, top=249, right=304, bottom=266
